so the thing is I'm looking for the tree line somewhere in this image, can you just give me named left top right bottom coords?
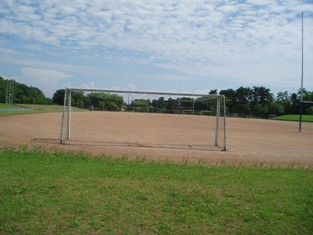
left=219, top=86, right=313, bottom=117
left=0, top=76, right=50, bottom=104
left=1, top=76, right=312, bottom=117
left=52, top=87, right=313, bottom=117
left=52, top=89, right=219, bottom=114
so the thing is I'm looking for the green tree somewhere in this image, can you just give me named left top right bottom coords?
left=71, top=91, right=86, bottom=108
left=152, top=97, right=166, bottom=112
left=132, top=99, right=149, bottom=107
left=306, top=106, right=313, bottom=115
left=289, top=92, right=300, bottom=114
left=276, top=91, right=290, bottom=103
left=86, top=93, right=123, bottom=111
left=130, top=99, right=150, bottom=112
left=194, top=96, right=216, bottom=115
left=167, top=98, right=178, bottom=112
left=250, top=86, right=273, bottom=116
left=110, top=94, right=123, bottom=108
left=179, top=97, right=194, bottom=109
left=1, top=79, right=48, bottom=104
left=52, top=89, right=65, bottom=105
left=276, top=91, right=291, bottom=113
left=0, top=76, right=5, bottom=103
left=106, top=101, right=119, bottom=111
left=209, top=89, right=218, bottom=95
left=235, top=87, right=252, bottom=116
left=99, top=101, right=106, bottom=110
left=194, top=97, right=207, bottom=111
left=220, top=88, right=237, bottom=115
left=268, top=102, right=285, bottom=115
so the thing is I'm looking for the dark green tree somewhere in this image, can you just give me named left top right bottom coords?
left=276, top=91, right=292, bottom=114
left=179, top=97, right=194, bottom=109
left=268, top=102, right=285, bottom=115
left=235, top=87, right=253, bottom=116
left=250, top=86, right=273, bottom=116
left=0, top=76, right=6, bottom=103
left=167, top=98, right=178, bottom=113
left=0, top=76, right=49, bottom=104
left=220, top=88, right=237, bottom=114
left=86, top=93, right=123, bottom=111
left=152, top=97, right=166, bottom=112
left=52, top=89, right=65, bottom=105
left=209, top=89, right=218, bottom=95
left=71, top=91, right=86, bottom=108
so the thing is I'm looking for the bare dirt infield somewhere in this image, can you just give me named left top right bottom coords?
left=0, top=112, right=312, bottom=166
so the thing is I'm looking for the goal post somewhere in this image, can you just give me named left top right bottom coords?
left=60, top=88, right=227, bottom=151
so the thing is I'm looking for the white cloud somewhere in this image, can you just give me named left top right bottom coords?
left=126, top=83, right=136, bottom=91
left=0, top=0, right=312, bottom=92
left=22, top=67, right=72, bottom=84
left=79, top=82, right=97, bottom=89
left=21, top=67, right=72, bottom=97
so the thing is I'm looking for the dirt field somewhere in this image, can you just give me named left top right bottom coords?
left=67, top=111, right=223, bottom=150
left=0, top=112, right=312, bottom=167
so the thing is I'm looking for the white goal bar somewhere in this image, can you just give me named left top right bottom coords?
left=60, top=88, right=227, bottom=151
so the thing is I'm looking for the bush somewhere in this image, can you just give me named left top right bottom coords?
left=268, top=102, right=285, bottom=115
left=106, top=101, right=119, bottom=111
left=306, top=106, right=313, bottom=115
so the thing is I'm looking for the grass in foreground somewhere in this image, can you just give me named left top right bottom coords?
left=272, top=114, right=313, bottom=122
left=0, top=148, right=313, bottom=234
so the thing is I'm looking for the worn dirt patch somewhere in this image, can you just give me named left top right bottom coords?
left=0, top=112, right=312, bottom=167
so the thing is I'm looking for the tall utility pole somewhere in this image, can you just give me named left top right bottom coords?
left=299, top=11, right=304, bottom=132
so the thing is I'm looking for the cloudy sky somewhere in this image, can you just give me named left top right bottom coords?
left=0, top=0, right=312, bottom=97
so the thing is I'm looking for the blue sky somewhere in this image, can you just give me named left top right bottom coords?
left=0, top=0, right=312, bottom=97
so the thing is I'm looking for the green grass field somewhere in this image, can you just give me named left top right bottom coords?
left=1, top=147, right=312, bottom=234
left=0, top=103, right=81, bottom=116
left=0, top=103, right=19, bottom=109
left=16, top=104, right=65, bottom=110
left=272, top=114, right=313, bottom=122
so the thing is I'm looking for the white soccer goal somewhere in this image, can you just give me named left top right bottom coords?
left=60, top=88, right=226, bottom=151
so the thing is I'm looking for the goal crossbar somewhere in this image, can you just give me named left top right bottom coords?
left=66, top=87, right=220, bottom=98
left=60, top=88, right=227, bottom=151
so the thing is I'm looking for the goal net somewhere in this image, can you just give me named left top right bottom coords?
left=60, top=88, right=226, bottom=151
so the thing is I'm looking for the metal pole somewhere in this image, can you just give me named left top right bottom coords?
left=67, top=89, right=71, bottom=140
left=215, top=96, right=221, bottom=147
left=300, top=11, right=304, bottom=103
left=66, top=87, right=219, bottom=98
left=299, top=102, right=303, bottom=132
left=223, top=95, right=227, bottom=151
left=60, top=88, right=67, bottom=143
left=299, top=11, right=304, bottom=132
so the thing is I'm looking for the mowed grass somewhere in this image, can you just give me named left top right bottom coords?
left=16, top=104, right=64, bottom=110
left=0, top=103, right=18, bottom=109
left=272, top=114, right=313, bottom=122
left=0, top=103, right=63, bottom=110
left=1, top=148, right=313, bottom=234
left=0, top=103, right=82, bottom=116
